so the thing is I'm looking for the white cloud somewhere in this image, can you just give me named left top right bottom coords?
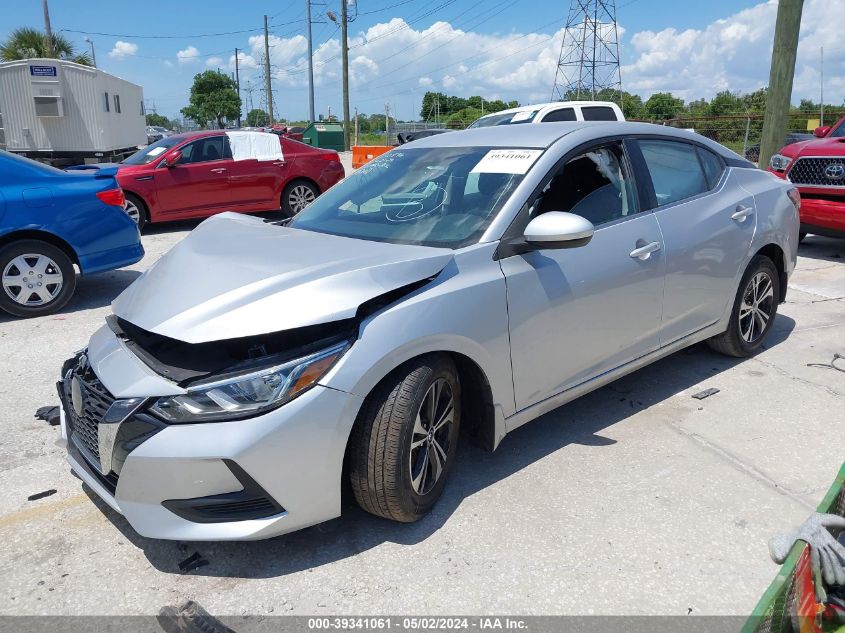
left=108, top=40, right=138, bottom=59
left=177, top=46, right=201, bottom=65
left=418, top=77, right=433, bottom=87
left=205, top=56, right=223, bottom=68
left=229, top=51, right=258, bottom=70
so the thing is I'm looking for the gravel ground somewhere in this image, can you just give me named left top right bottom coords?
left=0, top=213, right=842, bottom=617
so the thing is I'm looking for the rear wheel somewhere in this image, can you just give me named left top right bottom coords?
left=349, top=355, right=461, bottom=522
left=282, top=180, right=319, bottom=215
left=124, top=193, right=149, bottom=231
left=0, top=240, right=76, bottom=318
left=707, top=255, right=779, bottom=357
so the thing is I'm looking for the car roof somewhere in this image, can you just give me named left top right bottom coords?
left=405, top=121, right=749, bottom=163
left=483, top=101, right=620, bottom=117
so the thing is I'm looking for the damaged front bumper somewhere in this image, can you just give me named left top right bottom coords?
left=59, top=325, right=364, bottom=541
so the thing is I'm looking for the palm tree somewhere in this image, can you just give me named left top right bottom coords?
left=0, top=27, right=92, bottom=66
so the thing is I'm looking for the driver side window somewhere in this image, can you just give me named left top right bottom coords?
left=530, top=142, right=639, bottom=227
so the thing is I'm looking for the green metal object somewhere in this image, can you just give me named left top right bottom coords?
left=302, top=122, right=345, bottom=151
left=742, top=462, right=845, bottom=633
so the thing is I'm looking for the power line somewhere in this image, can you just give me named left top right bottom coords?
left=59, top=17, right=305, bottom=40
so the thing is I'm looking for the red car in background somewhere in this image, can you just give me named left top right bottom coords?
left=110, top=130, right=344, bottom=230
left=767, top=116, right=845, bottom=240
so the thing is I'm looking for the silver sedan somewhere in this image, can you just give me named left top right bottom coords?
left=57, top=122, right=799, bottom=540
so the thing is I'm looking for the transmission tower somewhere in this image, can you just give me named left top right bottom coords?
left=551, top=0, right=622, bottom=102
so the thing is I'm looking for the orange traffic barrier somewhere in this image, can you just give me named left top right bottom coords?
left=352, top=145, right=392, bottom=169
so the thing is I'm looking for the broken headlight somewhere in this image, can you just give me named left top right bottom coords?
left=149, top=341, right=349, bottom=423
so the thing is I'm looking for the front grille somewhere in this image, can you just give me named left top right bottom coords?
left=193, top=497, right=277, bottom=517
left=788, top=157, right=845, bottom=187
left=66, top=359, right=116, bottom=462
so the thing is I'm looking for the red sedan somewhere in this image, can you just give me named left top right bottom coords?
left=116, top=130, right=344, bottom=230
left=767, top=116, right=845, bottom=239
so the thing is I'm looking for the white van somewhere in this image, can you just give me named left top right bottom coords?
left=468, top=100, right=625, bottom=128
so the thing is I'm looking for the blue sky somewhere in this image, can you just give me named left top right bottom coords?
left=3, top=0, right=841, bottom=121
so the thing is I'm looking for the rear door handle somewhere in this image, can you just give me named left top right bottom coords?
left=210, top=167, right=227, bottom=173
left=273, top=161, right=286, bottom=166
left=731, top=205, right=754, bottom=222
left=629, top=241, right=661, bottom=260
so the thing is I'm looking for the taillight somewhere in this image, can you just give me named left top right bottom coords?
left=318, top=152, right=340, bottom=161
left=786, top=188, right=801, bottom=213
left=96, top=188, right=126, bottom=208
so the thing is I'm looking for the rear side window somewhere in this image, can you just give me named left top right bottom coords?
left=582, top=106, right=618, bottom=121
left=696, top=147, right=725, bottom=189
left=638, top=140, right=708, bottom=207
left=541, top=108, right=576, bottom=122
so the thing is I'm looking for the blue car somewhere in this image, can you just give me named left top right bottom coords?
left=0, top=151, right=144, bottom=317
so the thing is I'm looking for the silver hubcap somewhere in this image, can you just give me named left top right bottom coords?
left=409, top=378, right=455, bottom=496
left=739, top=271, right=774, bottom=343
left=124, top=200, right=140, bottom=224
left=289, top=185, right=316, bottom=213
left=2, top=253, right=63, bottom=306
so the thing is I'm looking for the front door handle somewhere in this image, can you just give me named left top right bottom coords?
left=210, top=167, right=227, bottom=173
left=629, top=241, right=661, bottom=260
left=731, top=205, right=754, bottom=222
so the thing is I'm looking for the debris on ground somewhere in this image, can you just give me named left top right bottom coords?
left=158, top=600, right=235, bottom=633
left=691, top=388, right=720, bottom=400
left=177, top=552, right=209, bottom=574
left=34, top=406, right=60, bottom=426
left=807, top=353, right=845, bottom=374
left=27, top=489, right=57, bottom=501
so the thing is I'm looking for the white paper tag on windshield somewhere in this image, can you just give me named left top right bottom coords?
left=471, top=149, right=543, bottom=175
left=147, top=146, right=167, bottom=157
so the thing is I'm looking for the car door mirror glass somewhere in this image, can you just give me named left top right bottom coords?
left=523, top=211, right=594, bottom=248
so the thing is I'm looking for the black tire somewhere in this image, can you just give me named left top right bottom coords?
left=798, top=232, right=807, bottom=243
left=281, top=180, right=319, bottom=216
left=349, top=354, right=461, bottom=523
left=707, top=255, right=780, bottom=357
left=124, top=193, right=149, bottom=231
left=0, top=240, right=77, bottom=318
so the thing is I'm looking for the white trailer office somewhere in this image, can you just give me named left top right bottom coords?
left=0, top=58, right=145, bottom=165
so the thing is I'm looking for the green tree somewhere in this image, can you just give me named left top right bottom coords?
left=246, top=108, right=270, bottom=127
left=446, top=107, right=482, bottom=129
left=0, top=27, right=92, bottom=65
left=180, top=71, right=241, bottom=129
left=145, top=113, right=173, bottom=129
left=644, top=92, right=684, bottom=121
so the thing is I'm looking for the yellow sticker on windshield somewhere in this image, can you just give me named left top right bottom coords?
left=471, top=149, right=542, bottom=175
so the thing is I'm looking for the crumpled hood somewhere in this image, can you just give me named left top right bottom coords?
left=112, top=213, right=453, bottom=343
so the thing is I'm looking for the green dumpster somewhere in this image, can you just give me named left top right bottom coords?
left=302, top=122, right=345, bottom=151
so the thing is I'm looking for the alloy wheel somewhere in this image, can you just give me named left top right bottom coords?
left=739, top=271, right=774, bottom=343
left=2, top=254, right=64, bottom=306
left=124, top=199, right=141, bottom=224
left=409, top=378, right=455, bottom=496
left=289, top=185, right=316, bottom=213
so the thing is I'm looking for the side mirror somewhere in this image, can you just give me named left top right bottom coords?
left=162, top=149, right=182, bottom=167
left=523, top=211, right=594, bottom=248
left=814, top=126, right=831, bottom=138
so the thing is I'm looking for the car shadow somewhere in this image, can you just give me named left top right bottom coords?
left=798, top=235, right=843, bottom=263
left=84, top=316, right=796, bottom=578
left=0, top=268, right=142, bottom=324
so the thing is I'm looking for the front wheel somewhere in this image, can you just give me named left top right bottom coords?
left=124, top=193, right=149, bottom=231
left=707, top=255, right=780, bottom=357
left=349, top=355, right=461, bottom=523
left=282, top=180, right=319, bottom=216
left=0, top=240, right=77, bottom=318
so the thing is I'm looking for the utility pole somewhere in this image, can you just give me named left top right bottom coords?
left=263, top=15, right=274, bottom=127
left=234, top=47, right=242, bottom=128
left=306, top=0, right=316, bottom=123
left=384, top=103, right=390, bottom=146
left=341, top=0, right=351, bottom=150
left=820, top=46, right=824, bottom=126
left=42, top=0, right=54, bottom=58
left=354, top=107, right=359, bottom=146
left=759, top=0, right=804, bottom=170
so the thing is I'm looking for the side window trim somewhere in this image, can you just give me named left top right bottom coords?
left=694, top=146, right=726, bottom=190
